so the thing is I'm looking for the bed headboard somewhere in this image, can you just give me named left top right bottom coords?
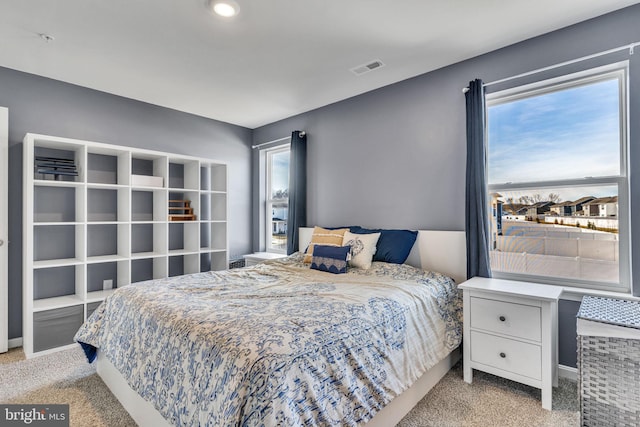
left=298, top=227, right=467, bottom=284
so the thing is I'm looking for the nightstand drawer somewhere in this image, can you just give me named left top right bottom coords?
left=470, top=330, right=542, bottom=380
left=470, top=297, right=541, bottom=342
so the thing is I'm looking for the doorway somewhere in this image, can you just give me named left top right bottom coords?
left=0, top=107, right=7, bottom=353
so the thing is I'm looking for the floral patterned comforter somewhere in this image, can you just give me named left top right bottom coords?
left=75, top=253, right=462, bottom=426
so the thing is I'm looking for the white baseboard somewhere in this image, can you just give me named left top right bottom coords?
left=8, top=337, right=22, bottom=349
left=558, top=364, right=577, bottom=381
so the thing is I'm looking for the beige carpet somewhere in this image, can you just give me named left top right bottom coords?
left=397, top=363, right=579, bottom=426
left=0, top=346, right=579, bottom=426
left=0, top=347, right=136, bottom=426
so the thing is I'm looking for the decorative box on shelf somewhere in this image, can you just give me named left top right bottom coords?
left=577, top=296, right=640, bottom=426
left=131, top=174, right=163, bottom=187
left=168, top=199, right=196, bottom=221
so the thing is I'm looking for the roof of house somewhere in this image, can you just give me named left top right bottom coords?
left=568, top=196, right=596, bottom=206
left=551, top=201, right=573, bottom=207
left=529, top=201, right=554, bottom=208
left=586, top=196, right=618, bottom=205
left=551, top=196, right=597, bottom=208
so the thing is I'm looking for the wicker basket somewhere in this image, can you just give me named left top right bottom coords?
left=577, top=296, right=640, bottom=426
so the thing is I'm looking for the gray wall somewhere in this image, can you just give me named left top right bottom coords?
left=253, top=5, right=640, bottom=367
left=1, top=67, right=253, bottom=339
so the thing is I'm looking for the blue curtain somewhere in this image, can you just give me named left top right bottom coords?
left=286, top=131, right=307, bottom=254
left=465, top=79, right=492, bottom=278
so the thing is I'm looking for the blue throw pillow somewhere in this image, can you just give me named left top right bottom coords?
left=311, top=245, right=351, bottom=274
left=352, top=228, right=418, bottom=264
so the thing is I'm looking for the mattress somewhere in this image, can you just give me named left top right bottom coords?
left=75, top=253, right=462, bottom=426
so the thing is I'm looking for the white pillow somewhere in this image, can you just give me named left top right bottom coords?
left=342, top=231, right=381, bottom=269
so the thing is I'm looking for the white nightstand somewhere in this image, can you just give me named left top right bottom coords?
left=243, top=252, right=287, bottom=267
left=459, top=277, right=562, bottom=410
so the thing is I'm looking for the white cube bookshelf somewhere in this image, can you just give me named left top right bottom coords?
left=23, top=133, right=228, bottom=357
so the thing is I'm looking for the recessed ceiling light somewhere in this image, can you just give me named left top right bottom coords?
left=207, top=0, right=239, bottom=17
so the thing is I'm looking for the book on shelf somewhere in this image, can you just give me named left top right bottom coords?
left=36, top=169, right=79, bottom=176
left=34, top=156, right=78, bottom=180
left=35, top=163, right=77, bottom=169
left=35, top=156, right=76, bottom=163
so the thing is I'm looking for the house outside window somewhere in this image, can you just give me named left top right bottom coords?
left=486, top=63, right=630, bottom=292
left=265, top=146, right=290, bottom=253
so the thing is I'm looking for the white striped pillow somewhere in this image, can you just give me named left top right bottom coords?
left=303, top=227, right=349, bottom=263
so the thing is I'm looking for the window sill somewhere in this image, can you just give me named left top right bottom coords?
left=560, top=286, right=638, bottom=302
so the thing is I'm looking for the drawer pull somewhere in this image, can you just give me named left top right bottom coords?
left=499, top=352, right=506, bottom=358
left=499, top=315, right=506, bottom=322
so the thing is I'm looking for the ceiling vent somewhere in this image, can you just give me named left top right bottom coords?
left=350, top=59, right=385, bottom=76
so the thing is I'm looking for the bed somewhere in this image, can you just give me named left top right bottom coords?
left=75, top=228, right=466, bottom=426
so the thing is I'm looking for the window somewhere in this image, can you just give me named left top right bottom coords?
left=265, top=146, right=290, bottom=253
left=486, top=63, right=629, bottom=292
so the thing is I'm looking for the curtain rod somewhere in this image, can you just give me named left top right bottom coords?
left=251, top=131, right=306, bottom=149
left=462, top=41, right=640, bottom=93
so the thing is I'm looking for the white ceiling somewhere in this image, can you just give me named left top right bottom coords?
left=1, top=1, right=638, bottom=129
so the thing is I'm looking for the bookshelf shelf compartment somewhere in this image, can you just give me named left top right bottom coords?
left=210, top=165, right=227, bottom=192
left=169, top=191, right=199, bottom=221
left=131, top=155, right=166, bottom=189
left=33, top=265, right=83, bottom=301
left=88, top=188, right=129, bottom=222
left=87, top=149, right=130, bottom=186
left=169, top=160, right=200, bottom=191
left=33, top=224, right=84, bottom=263
left=24, top=133, right=228, bottom=358
left=131, top=223, right=166, bottom=255
left=199, top=222, right=228, bottom=250
left=169, top=254, right=200, bottom=277
left=131, top=257, right=167, bottom=283
left=201, top=251, right=228, bottom=272
left=34, top=186, right=82, bottom=223
left=33, top=144, right=83, bottom=183
left=87, top=261, right=129, bottom=294
left=211, top=193, right=227, bottom=222
left=169, top=222, right=199, bottom=253
left=87, top=223, right=129, bottom=259
left=132, top=189, right=166, bottom=222
left=33, top=305, right=84, bottom=353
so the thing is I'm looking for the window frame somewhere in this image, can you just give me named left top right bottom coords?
left=264, top=144, right=290, bottom=254
left=485, top=62, right=630, bottom=293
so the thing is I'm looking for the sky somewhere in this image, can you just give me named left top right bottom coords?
left=487, top=78, right=620, bottom=201
left=270, top=150, right=289, bottom=195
